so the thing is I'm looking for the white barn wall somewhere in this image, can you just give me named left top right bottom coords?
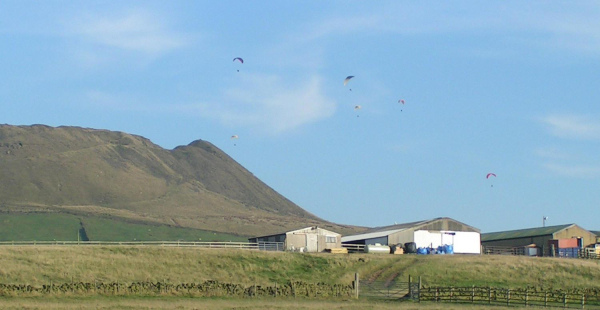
left=414, top=230, right=481, bottom=254
left=452, top=231, right=480, bottom=254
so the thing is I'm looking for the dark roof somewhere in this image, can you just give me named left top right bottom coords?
left=249, top=226, right=337, bottom=239
left=365, top=217, right=480, bottom=234
left=591, top=231, right=600, bottom=236
left=481, top=224, right=573, bottom=242
left=365, top=219, right=429, bottom=234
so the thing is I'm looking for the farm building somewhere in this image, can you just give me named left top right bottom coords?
left=481, top=224, right=597, bottom=252
left=592, top=231, right=600, bottom=243
left=248, top=226, right=341, bottom=253
left=341, top=217, right=481, bottom=254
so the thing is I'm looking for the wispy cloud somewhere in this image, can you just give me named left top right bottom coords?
left=534, top=147, right=574, bottom=161
left=298, top=3, right=600, bottom=55
left=540, top=114, right=600, bottom=140
left=542, top=162, right=600, bottom=179
left=69, top=9, right=189, bottom=57
left=85, top=74, right=336, bottom=134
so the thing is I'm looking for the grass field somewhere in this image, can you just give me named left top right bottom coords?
left=1, top=246, right=599, bottom=289
left=0, top=213, right=247, bottom=242
left=1, top=247, right=597, bottom=309
left=0, top=296, right=527, bottom=310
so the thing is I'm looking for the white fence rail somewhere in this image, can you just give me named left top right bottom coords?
left=342, top=243, right=366, bottom=253
left=0, top=241, right=285, bottom=251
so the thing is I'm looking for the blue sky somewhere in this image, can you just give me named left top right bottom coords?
left=2, top=1, right=600, bottom=233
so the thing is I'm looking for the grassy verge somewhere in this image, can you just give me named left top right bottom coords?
left=0, top=247, right=599, bottom=290
left=0, top=295, right=526, bottom=310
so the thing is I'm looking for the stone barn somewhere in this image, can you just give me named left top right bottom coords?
left=248, top=226, right=342, bottom=252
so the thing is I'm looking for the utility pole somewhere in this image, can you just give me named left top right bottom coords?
left=543, top=216, right=548, bottom=227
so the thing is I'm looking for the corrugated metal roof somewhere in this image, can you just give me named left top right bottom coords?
left=341, top=228, right=409, bottom=243
left=341, top=217, right=479, bottom=243
left=481, top=224, right=573, bottom=242
left=287, top=226, right=340, bottom=236
left=591, top=230, right=600, bottom=236
left=250, top=226, right=340, bottom=239
left=364, top=220, right=429, bottom=234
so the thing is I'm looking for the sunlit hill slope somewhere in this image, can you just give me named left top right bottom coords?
left=0, top=124, right=364, bottom=238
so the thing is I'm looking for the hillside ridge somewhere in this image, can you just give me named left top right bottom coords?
left=0, top=124, right=365, bottom=236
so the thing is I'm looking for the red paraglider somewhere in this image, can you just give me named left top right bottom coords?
left=399, top=99, right=405, bottom=111
left=486, top=173, right=496, bottom=187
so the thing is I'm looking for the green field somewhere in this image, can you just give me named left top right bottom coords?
left=0, top=213, right=247, bottom=242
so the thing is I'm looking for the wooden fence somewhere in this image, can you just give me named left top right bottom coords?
left=341, top=243, right=365, bottom=253
left=483, top=246, right=600, bottom=260
left=0, top=241, right=284, bottom=251
left=420, top=286, right=600, bottom=308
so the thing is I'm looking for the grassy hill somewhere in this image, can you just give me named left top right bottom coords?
left=1, top=247, right=599, bottom=289
left=0, top=124, right=366, bottom=237
left=0, top=213, right=246, bottom=242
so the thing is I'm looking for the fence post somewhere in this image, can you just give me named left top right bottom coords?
left=408, top=275, right=412, bottom=298
left=418, top=276, right=422, bottom=303
left=564, top=293, right=567, bottom=308
left=525, top=288, right=529, bottom=306
left=488, top=287, right=491, bottom=304
left=275, top=282, right=277, bottom=297
left=582, top=293, right=585, bottom=309
left=507, top=288, right=510, bottom=306
left=544, top=291, right=548, bottom=307
left=450, top=287, right=454, bottom=302
left=354, top=273, right=359, bottom=299
left=435, top=287, right=439, bottom=302
left=471, top=285, right=475, bottom=303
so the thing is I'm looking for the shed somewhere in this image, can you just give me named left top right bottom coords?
left=481, top=224, right=597, bottom=251
left=341, top=217, right=481, bottom=254
left=591, top=231, right=600, bottom=243
left=248, top=226, right=341, bottom=253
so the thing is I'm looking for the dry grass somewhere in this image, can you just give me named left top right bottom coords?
left=0, top=296, right=527, bottom=310
left=1, top=246, right=600, bottom=291
left=0, top=247, right=368, bottom=285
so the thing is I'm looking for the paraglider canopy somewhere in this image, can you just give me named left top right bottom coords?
left=233, top=57, right=243, bottom=64
left=486, top=173, right=496, bottom=179
left=343, top=76, right=354, bottom=86
left=399, top=99, right=405, bottom=104
left=231, top=135, right=239, bottom=139
left=354, top=105, right=361, bottom=110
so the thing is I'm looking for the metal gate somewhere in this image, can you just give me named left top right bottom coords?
left=361, top=281, right=418, bottom=300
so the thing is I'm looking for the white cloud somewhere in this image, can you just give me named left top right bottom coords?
left=69, top=10, right=188, bottom=56
left=210, top=74, right=337, bottom=133
left=534, top=147, right=574, bottom=161
left=84, top=74, right=337, bottom=134
left=540, top=114, right=600, bottom=140
left=542, top=162, right=600, bottom=179
left=299, top=3, right=600, bottom=55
